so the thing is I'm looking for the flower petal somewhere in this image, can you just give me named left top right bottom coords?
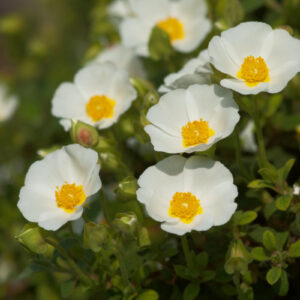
left=221, top=78, right=268, bottom=95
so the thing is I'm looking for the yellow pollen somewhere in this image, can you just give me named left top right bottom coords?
left=182, top=119, right=215, bottom=147
left=157, top=17, right=184, bottom=42
left=55, top=182, right=86, bottom=213
left=169, top=192, right=203, bottom=224
left=86, top=95, right=116, bottom=122
left=237, top=56, right=270, bottom=87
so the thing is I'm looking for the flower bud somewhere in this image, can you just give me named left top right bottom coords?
left=115, top=176, right=138, bottom=202
left=83, top=222, right=110, bottom=253
left=16, top=224, right=54, bottom=258
left=113, top=212, right=138, bottom=236
left=71, top=120, right=99, bottom=147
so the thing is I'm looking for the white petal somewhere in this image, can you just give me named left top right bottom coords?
left=38, top=208, right=83, bottom=231
left=174, top=18, right=211, bottom=53
left=130, top=0, right=169, bottom=25
left=51, top=82, right=86, bottom=119
left=120, top=18, right=151, bottom=56
left=221, top=78, right=269, bottom=95
left=208, top=202, right=237, bottom=226
left=172, top=0, right=208, bottom=20
left=221, top=22, right=273, bottom=63
left=74, top=63, right=116, bottom=99
left=0, top=95, right=18, bottom=121
left=144, top=124, right=183, bottom=153
left=59, top=119, right=72, bottom=131
left=146, top=89, right=189, bottom=137
left=208, top=36, right=240, bottom=77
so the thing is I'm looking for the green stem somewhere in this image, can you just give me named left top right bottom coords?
left=181, top=235, right=193, bottom=267
left=253, top=96, right=268, bottom=168
left=233, top=272, right=242, bottom=300
left=115, top=241, right=131, bottom=287
left=46, top=238, right=94, bottom=286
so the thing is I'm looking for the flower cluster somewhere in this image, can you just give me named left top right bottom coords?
left=17, top=0, right=300, bottom=240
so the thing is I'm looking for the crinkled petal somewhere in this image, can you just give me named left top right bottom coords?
left=221, top=78, right=269, bottom=95
left=144, top=125, right=183, bottom=153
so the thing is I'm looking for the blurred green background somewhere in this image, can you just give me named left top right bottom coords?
left=0, top=0, right=300, bottom=299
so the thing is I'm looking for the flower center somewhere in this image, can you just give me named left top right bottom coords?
left=86, top=95, right=116, bottom=122
left=237, top=56, right=270, bottom=87
left=55, top=182, right=86, bottom=213
left=157, top=17, right=184, bottom=42
left=181, top=119, right=215, bottom=147
left=169, top=192, right=203, bottom=224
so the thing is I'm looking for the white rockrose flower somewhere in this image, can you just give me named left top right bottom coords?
left=91, top=44, right=146, bottom=78
left=0, top=83, right=18, bottom=122
left=159, top=50, right=212, bottom=93
left=120, top=0, right=211, bottom=57
left=137, top=155, right=238, bottom=235
left=145, top=84, right=240, bottom=154
left=108, top=0, right=133, bottom=19
left=17, top=144, right=101, bottom=231
left=239, top=120, right=258, bottom=153
left=51, top=62, right=137, bottom=131
left=208, top=22, right=300, bottom=95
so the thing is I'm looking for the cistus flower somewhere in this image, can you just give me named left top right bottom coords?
left=159, top=50, right=212, bottom=93
left=120, top=0, right=211, bottom=57
left=91, top=44, right=146, bottom=78
left=0, top=83, right=18, bottom=122
left=239, top=120, right=258, bottom=153
left=51, top=62, right=137, bottom=131
left=137, top=155, right=238, bottom=235
left=208, top=22, right=300, bottom=95
left=17, top=144, right=101, bottom=230
left=145, top=84, right=240, bottom=153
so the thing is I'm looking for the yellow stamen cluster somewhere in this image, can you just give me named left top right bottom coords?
left=181, top=119, right=215, bottom=147
left=86, top=95, right=116, bottom=122
left=157, top=17, right=184, bottom=42
left=237, top=56, right=270, bottom=87
left=55, top=182, right=86, bottom=213
left=169, top=192, right=203, bottom=224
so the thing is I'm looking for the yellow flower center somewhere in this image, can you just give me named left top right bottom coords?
left=169, top=192, right=203, bottom=224
left=181, top=119, right=215, bottom=147
left=157, top=17, right=184, bottom=42
left=86, top=95, right=116, bottom=122
left=237, top=56, right=270, bottom=87
left=55, top=182, right=86, bottom=213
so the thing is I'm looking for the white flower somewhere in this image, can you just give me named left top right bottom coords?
left=159, top=49, right=212, bottom=93
left=51, top=62, right=137, bottom=131
left=108, top=0, right=133, bottom=19
left=17, top=144, right=101, bottom=231
left=120, top=0, right=211, bottom=57
left=91, top=44, right=146, bottom=78
left=293, top=184, right=300, bottom=196
left=137, top=155, right=238, bottom=235
left=239, top=120, right=258, bottom=153
left=208, top=22, right=300, bottom=95
left=145, top=84, right=240, bottom=154
left=0, top=83, right=18, bottom=122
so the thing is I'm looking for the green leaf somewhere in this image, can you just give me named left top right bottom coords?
left=258, top=166, right=278, bottom=183
left=148, top=26, right=173, bottom=61
left=263, top=201, right=277, bottom=220
left=278, top=158, right=295, bottom=181
left=274, top=231, right=289, bottom=251
left=288, top=239, right=300, bottom=257
left=266, top=267, right=281, bottom=285
left=251, top=247, right=269, bottom=261
left=216, top=0, right=244, bottom=26
left=201, top=270, right=216, bottom=282
left=276, top=195, right=291, bottom=211
left=195, top=252, right=208, bottom=270
left=295, top=215, right=300, bottom=232
left=60, top=280, right=74, bottom=298
left=278, top=270, right=289, bottom=296
left=137, top=290, right=159, bottom=300
left=174, top=265, right=192, bottom=280
left=248, top=179, right=274, bottom=190
left=237, top=211, right=258, bottom=225
left=265, top=94, right=283, bottom=118
left=263, top=230, right=277, bottom=252
left=183, top=282, right=200, bottom=300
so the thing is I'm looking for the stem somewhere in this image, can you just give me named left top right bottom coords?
left=253, top=96, right=268, bottom=168
left=181, top=235, right=193, bottom=267
left=46, top=238, right=94, bottom=286
left=234, top=128, right=249, bottom=181
left=233, top=272, right=242, bottom=300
